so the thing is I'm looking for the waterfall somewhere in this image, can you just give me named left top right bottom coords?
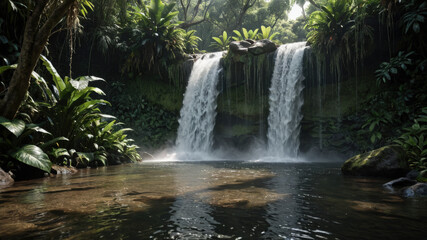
left=267, top=42, right=307, bottom=158
left=176, top=52, right=223, bottom=152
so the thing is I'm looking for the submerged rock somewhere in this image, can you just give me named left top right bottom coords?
left=402, top=183, right=427, bottom=197
left=0, top=168, right=14, bottom=188
left=341, top=145, right=409, bottom=178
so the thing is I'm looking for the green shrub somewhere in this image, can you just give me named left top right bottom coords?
left=394, top=107, right=427, bottom=171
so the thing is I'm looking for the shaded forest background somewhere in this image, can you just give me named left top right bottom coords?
left=0, top=0, right=426, bottom=178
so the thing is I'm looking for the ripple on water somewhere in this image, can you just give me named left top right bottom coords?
left=0, top=163, right=426, bottom=239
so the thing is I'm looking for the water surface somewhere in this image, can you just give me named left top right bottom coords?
left=0, top=162, right=425, bottom=239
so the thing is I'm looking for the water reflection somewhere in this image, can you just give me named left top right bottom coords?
left=0, top=162, right=426, bottom=239
left=167, top=164, right=218, bottom=239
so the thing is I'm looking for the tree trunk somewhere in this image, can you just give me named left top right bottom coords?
left=0, top=0, right=75, bottom=119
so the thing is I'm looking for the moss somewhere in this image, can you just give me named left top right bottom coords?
left=217, top=85, right=269, bottom=119
left=341, top=145, right=409, bottom=177
left=302, top=72, right=380, bottom=119
left=230, top=125, right=258, bottom=136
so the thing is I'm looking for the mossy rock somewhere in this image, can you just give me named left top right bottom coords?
left=341, top=145, right=410, bottom=178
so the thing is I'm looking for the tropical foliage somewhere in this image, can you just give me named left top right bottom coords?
left=0, top=56, right=141, bottom=176
left=123, top=0, right=186, bottom=74
left=304, top=0, right=374, bottom=74
left=0, top=117, right=53, bottom=173
left=210, top=31, right=231, bottom=51
left=38, top=56, right=141, bottom=166
left=233, top=28, right=259, bottom=41
left=375, top=51, right=414, bottom=84
left=183, top=30, right=202, bottom=53
left=257, top=25, right=279, bottom=41
left=394, top=108, right=427, bottom=171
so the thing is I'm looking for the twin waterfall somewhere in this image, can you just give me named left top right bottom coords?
left=176, top=52, right=223, bottom=152
left=176, top=43, right=307, bottom=160
left=267, top=42, right=307, bottom=158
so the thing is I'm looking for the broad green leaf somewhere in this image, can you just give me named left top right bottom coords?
left=0, top=64, right=17, bottom=74
left=101, top=120, right=116, bottom=135
left=368, top=122, right=376, bottom=132
left=212, top=37, right=223, bottom=45
left=40, top=55, right=65, bottom=91
left=40, top=137, right=69, bottom=148
left=8, top=0, right=18, bottom=11
left=11, top=145, right=52, bottom=172
left=51, top=148, right=70, bottom=158
left=99, top=114, right=116, bottom=119
left=370, top=135, right=376, bottom=143
left=77, top=152, right=95, bottom=162
left=75, top=75, right=105, bottom=83
left=95, top=153, right=107, bottom=165
left=25, top=124, right=51, bottom=135
left=233, top=30, right=242, bottom=38
left=70, top=79, right=89, bottom=90
left=269, top=32, right=279, bottom=40
left=0, top=117, right=25, bottom=137
left=242, top=28, right=248, bottom=39
left=222, top=31, right=228, bottom=42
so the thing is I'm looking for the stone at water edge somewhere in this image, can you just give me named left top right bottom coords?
left=341, top=145, right=410, bottom=178
left=402, top=183, right=427, bottom=197
left=0, top=167, right=14, bottom=188
left=51, top=165, right=78, bottom=175
left=383, top=177, right=417, bottom=190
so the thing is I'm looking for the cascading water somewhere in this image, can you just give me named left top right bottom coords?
left=176, top=52, right=223, bottom=153
left=267, top=42, right=307, bottom=158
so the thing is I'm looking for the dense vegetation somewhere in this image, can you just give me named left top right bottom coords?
left=0, top=0, right=426, bottom=179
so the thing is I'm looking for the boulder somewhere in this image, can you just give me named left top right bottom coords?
left=247, top=39, right=277, bottom=55
left=0, top=168, right=14, bottom=188
left=402, top=183, right=427, bottom=197
left=341, top=145, right=410, bottom=178
left=383, top=177, right=417, bottom=190
left=229, top=41, right=250, bottom=55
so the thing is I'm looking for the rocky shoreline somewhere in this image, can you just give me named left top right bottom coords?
left=342, top=145, right=427, bottom=197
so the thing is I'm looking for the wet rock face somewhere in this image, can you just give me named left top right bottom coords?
left=341, top=145, right=410, bottom=178
left=229, top=39, right=277, bottom=56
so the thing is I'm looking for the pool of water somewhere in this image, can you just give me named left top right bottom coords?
left=0, top=162, right=426, bottom=239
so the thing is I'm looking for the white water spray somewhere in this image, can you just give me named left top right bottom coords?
left=267, top=42, right=307, bottom=158
left=176, top=52, right=223, bottom=153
